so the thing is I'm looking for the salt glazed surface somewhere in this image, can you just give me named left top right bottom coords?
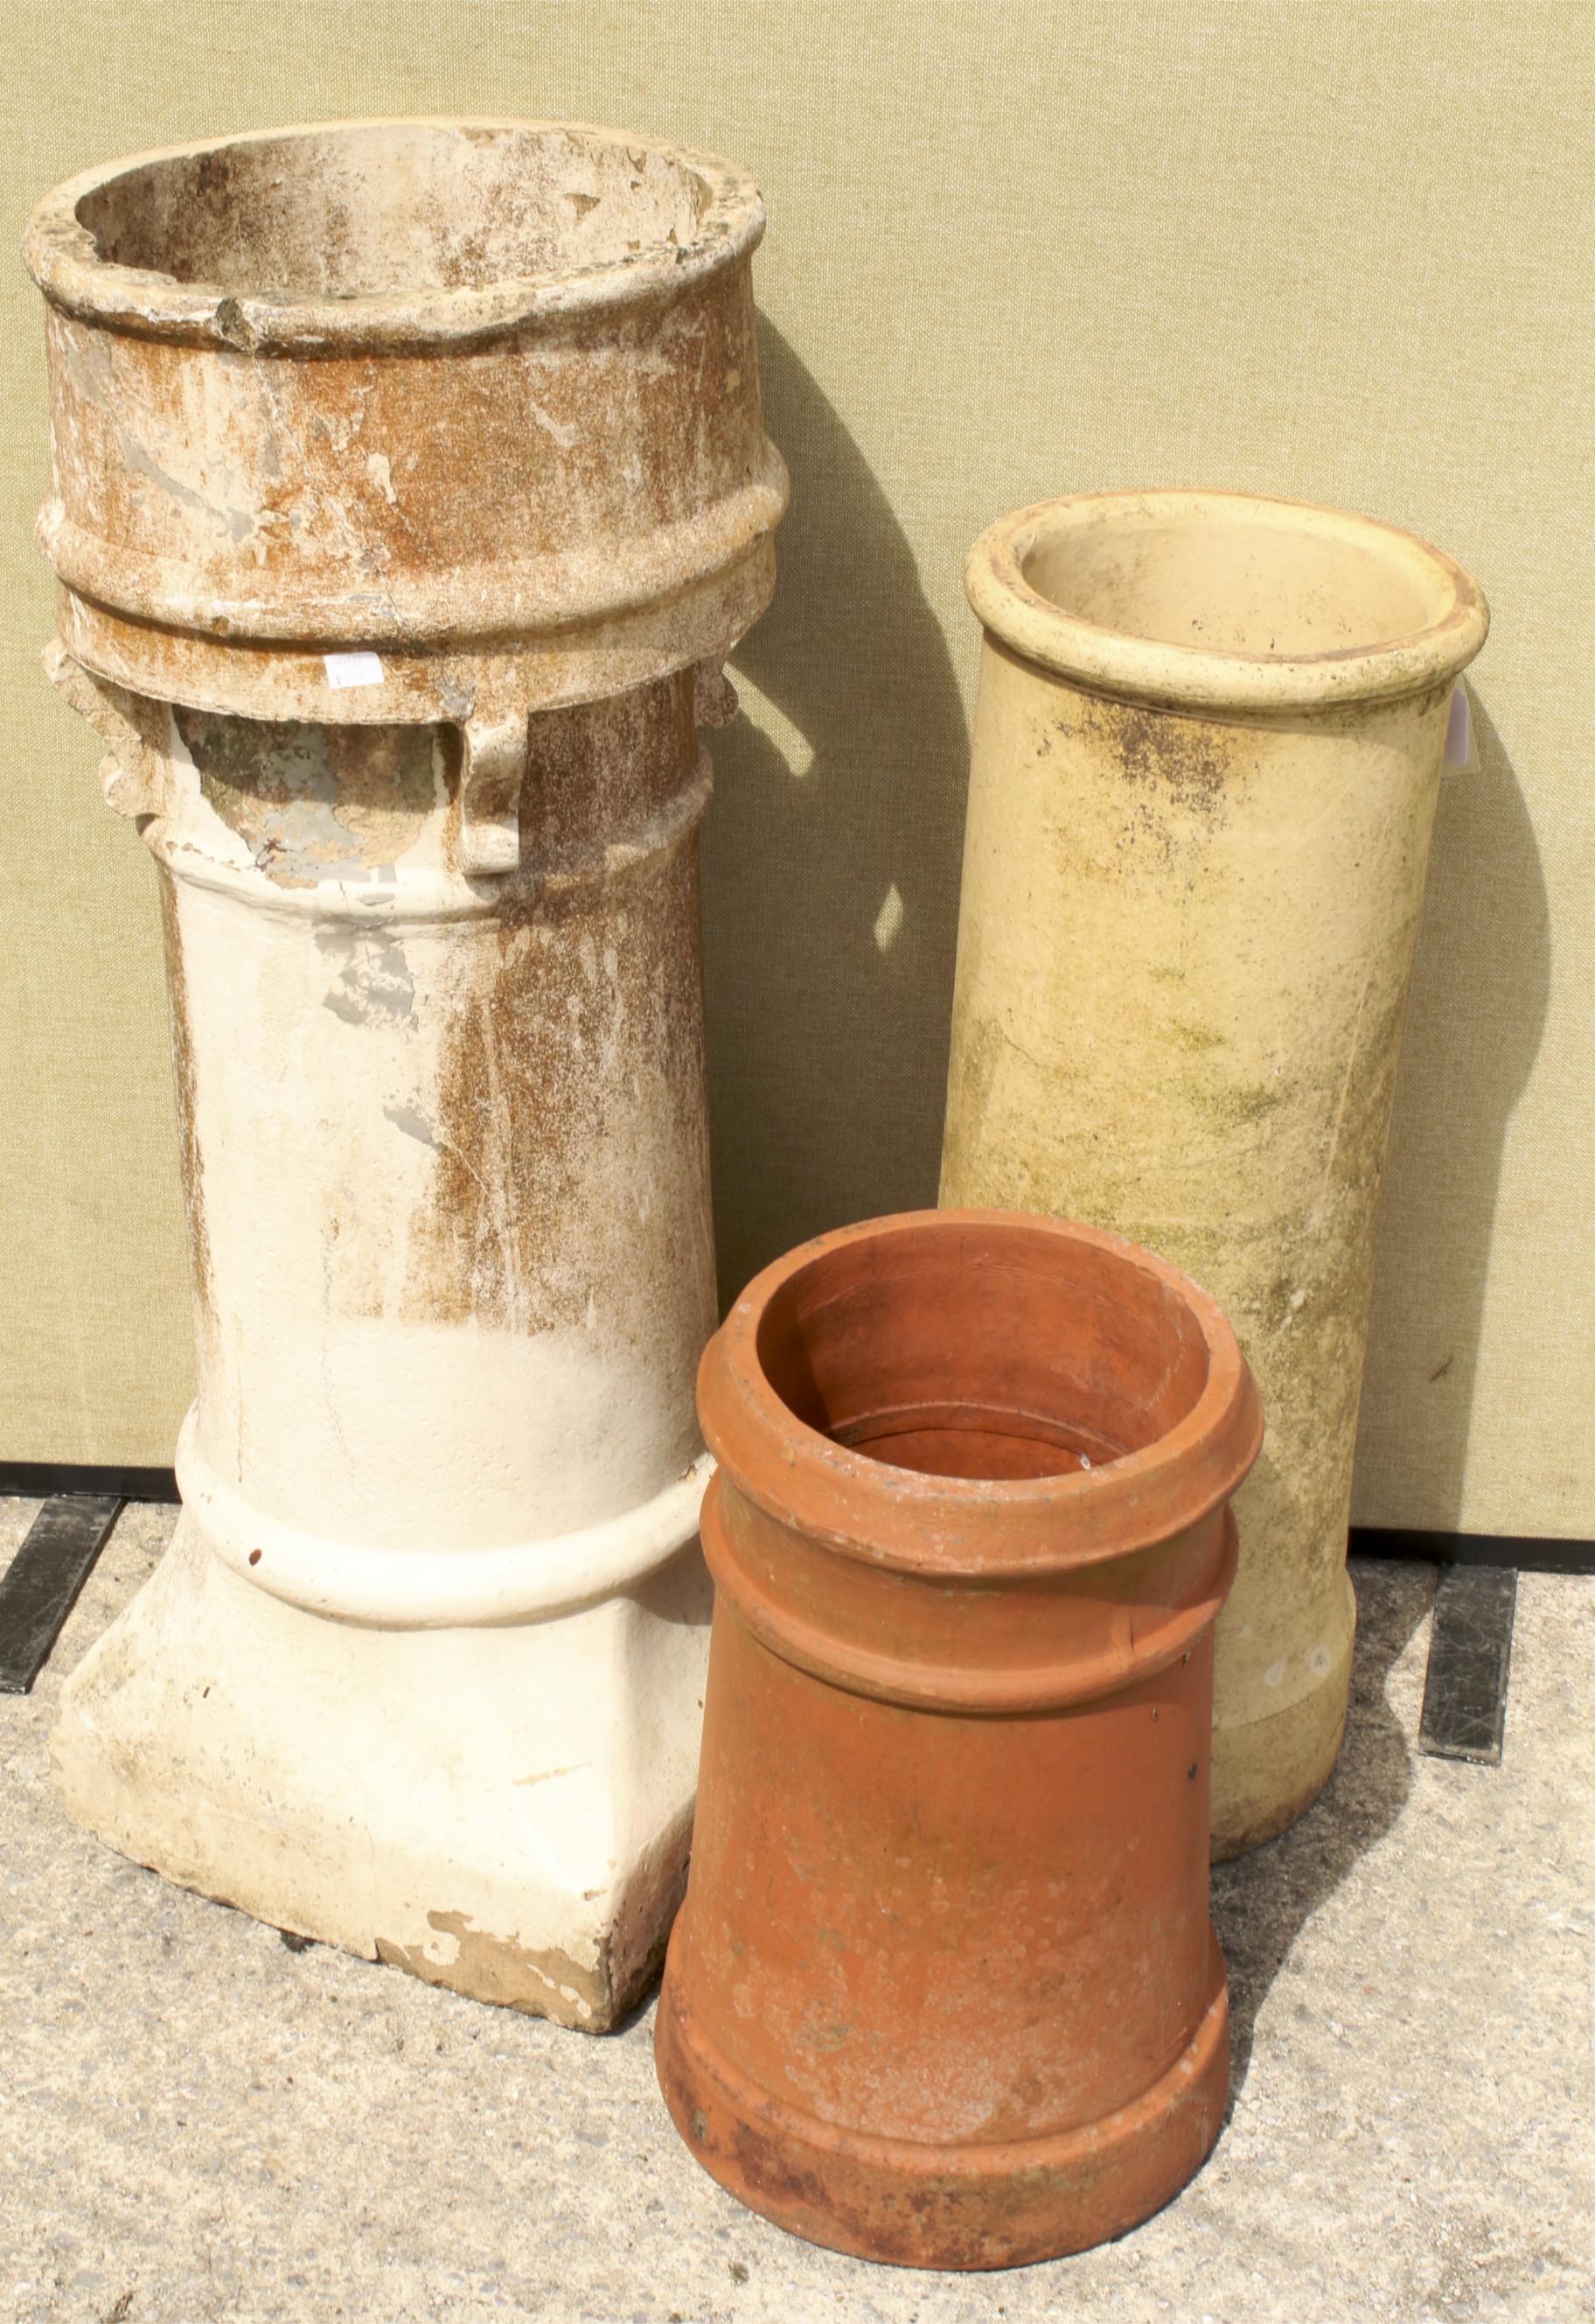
left=942, top=491, right=1487, bottom=1855
left=25, top=117, right=788, bottom=2026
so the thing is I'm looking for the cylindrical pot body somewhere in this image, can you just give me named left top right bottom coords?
left=655, top=1210, right=1262, bottom=2267
left=940, top=492, right=1487, bottom=1857
left=27, top=120, right=787, bottom=2026
left=26, top=118, right=786, bottom=737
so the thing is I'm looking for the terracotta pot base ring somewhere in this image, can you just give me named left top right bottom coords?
left=655, top=1211, right=1263, bottom=2268
left=658, top=1916, right=1230, bottom=2271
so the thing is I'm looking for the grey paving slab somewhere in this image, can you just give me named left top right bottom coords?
left=2, top=1509, right=1591, bottom=2324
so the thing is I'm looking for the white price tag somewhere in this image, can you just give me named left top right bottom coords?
left=324, top=652, right=385, bottom=691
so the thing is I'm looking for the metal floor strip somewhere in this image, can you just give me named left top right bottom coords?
left=1351, top=1525, right=1594, bottom=1576
left=0, top=1495, right=123, bottom=1693
left=1418, top=1562, right=1517, bottom=1765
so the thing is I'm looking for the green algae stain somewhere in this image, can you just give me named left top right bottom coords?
left=1167, top=1019, right=1227, bottom=1054
left=1198, top=1077, right=1293, bottom=1131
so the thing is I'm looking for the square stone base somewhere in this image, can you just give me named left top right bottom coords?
left=52, top=1511, right=711, bottom=2028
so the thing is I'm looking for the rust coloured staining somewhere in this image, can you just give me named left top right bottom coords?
left=519, top=665, right=699, bottom=862
left=405, top=669, right=716, bottom=1350
left=32, top=118, right=783, bottom=2027
left=157, top=868, right=215, bottom=1336
left=1101, top=696, right=1235, bottom=820
left=29, top=124, right=786, bottom=674
left=408, top=838, right=715, bottom=1334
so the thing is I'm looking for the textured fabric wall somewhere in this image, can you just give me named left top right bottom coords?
left=1, top=1, right=1590, bottom=1530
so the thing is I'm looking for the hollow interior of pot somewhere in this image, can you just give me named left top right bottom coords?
left=1020, top=500, right=1457, bottom=660
left=756, top=1221, right=1213, bottom=1483
left=75, top=123, right=709, bottom=301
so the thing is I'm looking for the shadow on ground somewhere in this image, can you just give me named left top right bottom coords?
left=1211, top=1557, right=1436, bottom=2095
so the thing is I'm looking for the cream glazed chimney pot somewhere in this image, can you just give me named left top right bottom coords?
left=940, top=491, right=1487, bottom=1858
left=24, top=119, right=788, bottom=2026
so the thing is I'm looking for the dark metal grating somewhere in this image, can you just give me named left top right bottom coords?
left=1352, top=1525, right=1594, bottom=1576
left=0, top=1461, right=178, bottom=1503
left=1418, top=1562, right=1517, bottom=1766
left=0, top=1495, right=123, bottom=1693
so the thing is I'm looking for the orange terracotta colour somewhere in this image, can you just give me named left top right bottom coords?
left=655, top=1210, right=1262, bottom=2269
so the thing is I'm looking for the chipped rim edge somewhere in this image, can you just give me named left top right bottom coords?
left=964, top=490, right=1489, bottom=714
left=22, top=115, right=766, bottom=353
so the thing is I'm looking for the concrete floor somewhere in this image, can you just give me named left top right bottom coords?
left=2, top=1497, right=1591, bottom=2324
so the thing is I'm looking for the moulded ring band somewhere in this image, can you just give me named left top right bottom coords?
left=705, top=1484, right=1239, bottom=1715
left=176, top=1410, right=713, bottom=1629
left=38, top=459, right=788, bottom=647
left=141, top=748, right=714, bottom=926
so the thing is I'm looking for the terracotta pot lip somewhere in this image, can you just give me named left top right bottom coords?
left=22, top=117, right=765, bottom=355
left=964, top=490, right=1488, bottom=713
left=698, top=1209, right=1264, bottom=1577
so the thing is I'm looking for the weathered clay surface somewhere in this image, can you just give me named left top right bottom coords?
left=941, top=492, right=1487, bottom=1859
left=27, top=118, right=786, bottom=2020
left=658, top=1211, right=1262, bottom=2267
left=27, top=121, right=785, bottom=732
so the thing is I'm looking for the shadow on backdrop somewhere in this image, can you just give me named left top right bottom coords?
left=699, top=318, right=971, bottom=1309
left=1354, top=693, right=1551, bottom=1529
left=1213, top=1558, right=1434, bottom=2098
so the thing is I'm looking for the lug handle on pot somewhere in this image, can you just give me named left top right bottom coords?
left=458, top=705, right=529, bottom=876
left=692, top=658, right=739, bottom=729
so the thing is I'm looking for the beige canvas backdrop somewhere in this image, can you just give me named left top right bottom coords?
left=0, top=0, right=1589, bottom=1532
